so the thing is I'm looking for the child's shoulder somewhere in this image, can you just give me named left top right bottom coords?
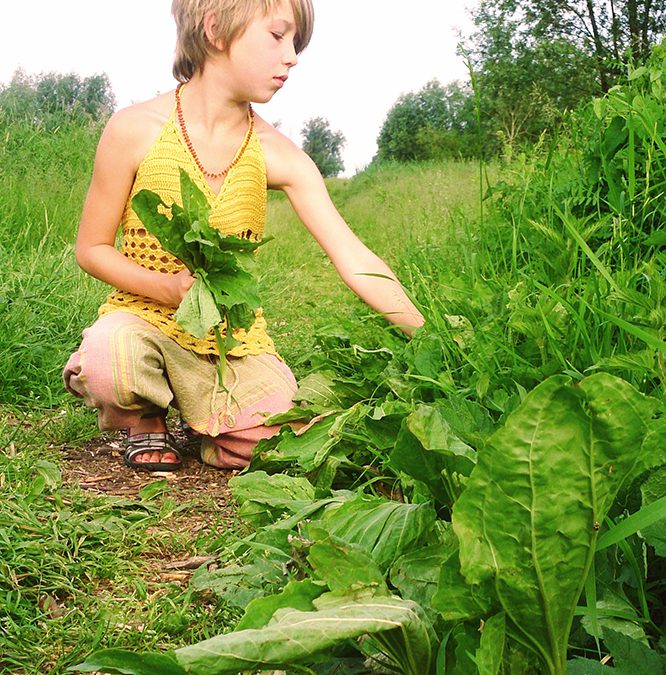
left=106, top=91, right=174, bottom=138
left=98, top=91, right=176, bottom=167
left=253, top=113, right=299, bottom=154
left=254, top=113, right=318, bottom=189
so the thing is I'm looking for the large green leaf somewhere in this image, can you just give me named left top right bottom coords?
left=189, top=557, right=286, bottom=609
left=317, top=493, right=437, bottom=571
left=172, top=594, right=432, bottom=675
left=390, top=403, right=476, bottom=507
left=364, top=399, right=411, bottom=450
left=72, top=649, right=185, bottom=675
left=452, top=373, right=664, bottom=675
left=235, top=578, right=325, bottom=631
left=206, top=267, right=261, bottom=309
left=264, top=413, right=342, bottom=471
left=229, top=471, right=316, bottom=527
left=432, top=547, right=497, bottom=622
left=390, top=542, right=454, bottom=623
left=294, top=370, right=359, bottom=409
left=174, top=277, right=221, bottom=339
left=405, top=404, right=477, bottom=474
left=307, top=528, right=388, bottom=594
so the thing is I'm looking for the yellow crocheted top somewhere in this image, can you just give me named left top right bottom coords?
left=98, top=104, right=278, bottom=359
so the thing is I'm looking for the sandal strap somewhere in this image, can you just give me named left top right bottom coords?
left=125, top=431, right=181, bottom=457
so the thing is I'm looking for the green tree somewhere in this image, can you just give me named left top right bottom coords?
left=376, top=80, right=477, bottom=162
left=0, top=69, right=116, bottom=125
left=465, top=0, right=666, bottom=148
left=301, top=117, right=346, bottom=177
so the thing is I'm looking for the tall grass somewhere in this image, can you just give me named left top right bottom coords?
left=1, top=117, right=107, bottom=407
left=392, top=48, right=666, bottom=410
left=260, top=160, right=485, bottom=372
left=1, top=109, right=486, bottom=673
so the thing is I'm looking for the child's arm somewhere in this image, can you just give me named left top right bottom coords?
left=75, top=105, right=194, bottom=307
left=263, top=129, right=425, bottom=335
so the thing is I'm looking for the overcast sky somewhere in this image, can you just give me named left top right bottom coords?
left=0, top=1, right=478, bottom=175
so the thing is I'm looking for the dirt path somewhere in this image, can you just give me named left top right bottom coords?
left=59, top=429, right=242, bottom=570
left=60, top=430, right=237, bottom=503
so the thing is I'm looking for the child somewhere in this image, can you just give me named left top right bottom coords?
left=63, top=0, right=424, bottom=471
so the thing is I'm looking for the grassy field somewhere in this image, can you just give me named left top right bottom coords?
left=0, top=117, right=483, bottom=673
left=2, top=59, right=665, bottom=672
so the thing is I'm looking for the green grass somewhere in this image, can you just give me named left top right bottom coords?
left=0, top=408, right=244, bottom=673
left=1, top=113, right=485, bottom=672
left=2, top=76, right=664, bottom=670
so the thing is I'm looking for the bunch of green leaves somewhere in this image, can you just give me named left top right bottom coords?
left=131, top=168, right=270, bottom=375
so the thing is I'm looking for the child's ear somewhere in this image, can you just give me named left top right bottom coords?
left=203, top=11, right=225, bottom=51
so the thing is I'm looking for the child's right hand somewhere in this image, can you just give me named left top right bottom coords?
left=164, top=268, right=196, bottom=307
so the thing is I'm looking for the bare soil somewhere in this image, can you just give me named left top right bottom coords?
left=58, top=429, right=242, bottom=571
left=59, top=431, right=237, bottom=503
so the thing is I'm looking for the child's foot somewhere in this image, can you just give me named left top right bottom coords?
left=200, top=436, right=251, bottom=469
left=124, top=417, right=182, bottom=471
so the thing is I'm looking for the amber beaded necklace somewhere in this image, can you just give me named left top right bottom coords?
left=175, top=83, right=254, bottom=180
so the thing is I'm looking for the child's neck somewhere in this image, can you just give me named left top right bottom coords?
left=181, top=71, right=250, bottom=132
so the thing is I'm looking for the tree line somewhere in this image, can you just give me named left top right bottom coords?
left=3, top=1, right=664, bottom=176
left=304, top=0, right=665, bottom=174
left=0, top=69, right=115, bottom=125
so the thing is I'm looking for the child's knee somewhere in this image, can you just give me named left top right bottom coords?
left=65, top=313, right=157, bottom=407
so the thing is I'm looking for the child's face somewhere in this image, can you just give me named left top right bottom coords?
left=223, top=0, right=300, bottom=104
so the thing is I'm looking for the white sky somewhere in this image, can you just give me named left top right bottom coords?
left=0, top=1, right=478, bottom=175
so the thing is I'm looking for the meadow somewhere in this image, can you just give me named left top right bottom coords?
left=1, top=49, right=665, bottom=674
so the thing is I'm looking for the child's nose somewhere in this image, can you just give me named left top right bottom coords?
left=284, top=42, right=298, bottom=67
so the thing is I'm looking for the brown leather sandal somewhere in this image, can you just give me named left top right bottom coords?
left=123, top=431, right=183, bottom=472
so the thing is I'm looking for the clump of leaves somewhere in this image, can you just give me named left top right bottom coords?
left=131, top=168, right=270, bottom=380
left=72, top=372, right=666, bottom=674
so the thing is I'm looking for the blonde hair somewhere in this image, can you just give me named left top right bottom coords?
left=171, top=0, right=314, bottom=82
